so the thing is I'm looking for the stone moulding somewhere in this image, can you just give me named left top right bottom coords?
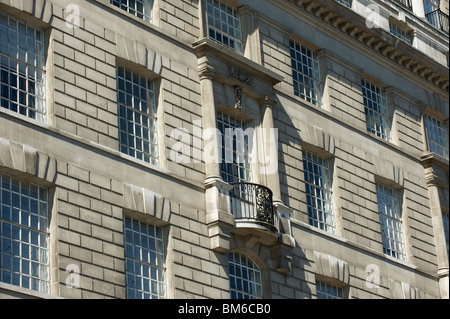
left=228, top=65, right=253, bottom=87
left=314, top=251, right=350, bottom=285
left=283, top=0, right=449, bottom=92
left=122, top=182, right=171, bottom=224
left=0, top=137, right=57, bottom=184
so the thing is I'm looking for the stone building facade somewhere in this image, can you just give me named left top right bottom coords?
left=0, top=0, right=448, bottom=299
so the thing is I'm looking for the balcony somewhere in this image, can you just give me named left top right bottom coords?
left=426, top=9, right=449, bottom=33
left=229, top=182, right=277, bottom=234
left=391, top=0, right=413, bottom=11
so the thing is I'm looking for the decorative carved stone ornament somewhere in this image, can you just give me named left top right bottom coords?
left=229, top=65, right=253, bottom=86
left=234, top=85, right=243, bottom=109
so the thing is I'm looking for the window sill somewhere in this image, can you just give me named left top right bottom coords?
left=90, top=0, right=193, bottom=49
left=275, top=87, right=427, bottom=163
left=289, top=217, right=436, bottom=278
left=0, top=282, right=61, bottom=299
left=0, top=108, right=205, bottom=192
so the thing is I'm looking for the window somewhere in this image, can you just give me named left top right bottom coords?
left=117, top=66, right=158, bottom=165
left=302, top=150, right=335, bottom=233
left=376, top=183, right=406, bottom=261
left=361, top=79, right=391, bottom=141
left=110, top=0, right=153, bottom=22
left=423, top=0, right=447, bottom=31
left=0, top=173, right=49, bottom=293
left=124, top=217, right=165, bottom=299
left=316, top=280, right=344, bottom=299
left=290, top=40, right=322, bottom=107
left=0, top=11, right=45, bottom=122
left=423, top=0, right=439, bottom=14
left=206, top=0, right=243, bottom=54
left=424, top=114, right=449, bottom=160
left=391, top=0, right=413, bottom=11
left=217, top=111, right=251, bottom=184
left=389, top=22, right=413, bottom=45
left=228, top=252, right=263, bottom=299
left=335, top=0, right=352, bottom=8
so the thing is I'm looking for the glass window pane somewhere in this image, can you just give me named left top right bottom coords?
left=0, top=11, right=45, bottom=121
left=124, top=217, right=165, bottom=299
left=376, top=183, right=406, bottom=261
left=217, top=111, right=251, bottom=185
left=361, top=80, right=391, bottom=141
left=424, top=114, right=449, bottom=160
left=0, top=173, right=49, bottom=293
left=206, top=0, right=243, bottom=53
left=316, top=280, right=344, bottom=299
left=302, top=150, right=335, bottom=233
left=117, top=67, right=158, bottom=165
left=110, top=0, right=153, bottom=22
left=228, top=252, right=262, bottom=299
left=290, top=40, right=322, bottom=106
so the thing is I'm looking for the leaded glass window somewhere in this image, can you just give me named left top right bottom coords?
left=316, top=280, right=344, bottom=299
left=0, top=173, right=49, bottom=293
left=110, top=0, right=153, bottom=22
left=424, top=114, right=449, bottom=160
left=362, top=79, right=391, bottom=141
left=303, top=150, right=335, bottom=233
left=0, top=11, right=45, bottom=121
left=376, top=183, right=406, bottom=261
left=124, top=217, right=165, bottom=299
left=206, top=0, right=243, bottom=53
left=117, top=66, right=158, bottom=165
left=290, top=40, right=322, bottom=106
left=228, top=252, right=263, bottom=299
left=217, top=111, right=251, bottom=184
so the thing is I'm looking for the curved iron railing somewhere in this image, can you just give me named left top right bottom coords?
left=426, top=9, right=449, bottom=33
left=229, top=182, right=274, bottom=226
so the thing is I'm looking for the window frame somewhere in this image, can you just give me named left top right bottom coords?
left=423, top=0, right=440, bottom=14
left=116, top=65, right=159, bottom=166
left=228, top=251, right=263, bottom=299
left=123, top=216, right=166, bottom=299
left=389, top=21, right=413, bottom=45
left=0, top=173, right=50, bottom=294
left=423, top=113, right=449, bottom=160
left=376, top=182, right=406, bottom=261
left=316, top=280, right=345, bottom=299
left=361, top=79, right=392, bottom=142
left=335, top=0, right=352, bottom=9
left=302, top=150, right=335, bottom=234
left=289, top=39, right=322, bottom=107
left=0, top=11, right=46, bottom=122
left=110, top=0, right=154, bottom=23
left=205, top=0, right=244, bottom=54
left=217, top=110, right=252, bottom=185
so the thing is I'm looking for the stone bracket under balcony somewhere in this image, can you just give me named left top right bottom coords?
left=205, top=180, right=296, bottom=273
left=205, top=178, right=235, bottom=253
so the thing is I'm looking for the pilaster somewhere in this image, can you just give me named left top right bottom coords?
left=421, top=153, right=449, bottom=299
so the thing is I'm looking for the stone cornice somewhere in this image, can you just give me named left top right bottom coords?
left=420, top=152, right=449, bottom=186
left=421, top=152, right=450, bottom=169
left=193, top=38, right=284, bottom=92
left=276, top=0, right=449, bottom=92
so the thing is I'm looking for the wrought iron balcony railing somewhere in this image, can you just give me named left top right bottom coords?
left=229, top=183, right=275, bottom=228
left=391, top=0, right=413, bottom=11
left=426, top=9, right=449, bottom=33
